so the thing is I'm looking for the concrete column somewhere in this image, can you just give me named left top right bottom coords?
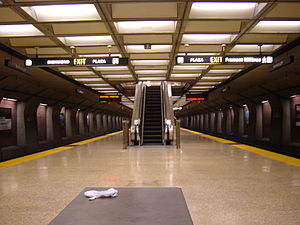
left=88, top=112, right=96, bottom=134
left=96, top=113, right=102, bottom=133
left=17, top=100, right=39, bottom=151
left=204, top=113, right=209, bottom=131
left=217, top=111, right=222, bottom=134
left=238, top=107, right=244, bottom=137
left=79, top=111, right=88, bottom=135
left=102, top=114, right=108, bottom=133
left=65, top=108, right=77, bottom=138
left=255, top=104, right=263, bottom=140
left=200, top=114, right=204, bottom=130
left=210, top=112, right=215, bottom=132
left=47, top=104, right=64, bottom=141
left=282, top=99, right=291, bottom=144
left=247, top=103, right=258, bottom=142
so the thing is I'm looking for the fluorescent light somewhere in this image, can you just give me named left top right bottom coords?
left=93, top=87, right=116, bottom=90
left=189, top=89, right=209, bottom=92
left=97, top=90, right=118, bottom=93
left=22, top=4, right=101, bottom=22
left=201, top=76, right=231, bottom=80
left=40, top=103, right=47, bottom=106
left=182, top=34, right=237, bottom=44
left=261, top=100, right=269, bottom=104
left=171, top=73, right=200, bottom=78
left=0, top=24, right=43, bottom=37
left=208, top=69, right=241, bottom=74
left=75, top=78, right=104, bottom=82
left=173, top=65, right=208, bottom=70
left=196, top=82, right=220, bottom=85
left=115, top=21, right=176, bottom=33
left=190, top=2, right=264, bottom=19
left=93, top=66, right=128, bottom=71
left=230, top=44, right=281, bottom=52
left=79, top=54, right=121, bottom=57
left=251, top=21, right=300, bottom=33
left=139, top=77, right=166, bottom=80
left=62, top=71, right=95, bottom=76
left=290, top=94, right=300, bottom=98
left=2, top=97, right=17, bottom=102
left=102, top=74, right=133, bottom=79
left=136, top=70, right=167, bottom=75
left=58, top=36, right=114, bottom=46
left=125, top=45, right=172, bottom=53
left=131, top=60, right=169, bottom=66
left=85, top=84, right=110, bottom=87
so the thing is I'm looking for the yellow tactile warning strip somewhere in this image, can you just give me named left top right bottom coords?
left=181, top=128, right=300, bottom=167
left=0, top=131, right=123, bottom=169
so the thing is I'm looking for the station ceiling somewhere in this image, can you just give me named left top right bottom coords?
left=0, top=0, right=300, bottom=109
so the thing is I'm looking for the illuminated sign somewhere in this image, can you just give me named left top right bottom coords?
left=269, top=56, right=294, bottom=72
left=99, top=94, right=122, bottom=102
left=25, top=57, right=128, bottom=67
left=186, top=93, right=208, bottom=101
left=176, top=55, right=273, bottom=65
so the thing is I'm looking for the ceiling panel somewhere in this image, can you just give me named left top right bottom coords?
left=130, top=54, right=170, bottom=60
left=179, top=45, right=222, bottom=52
left=52, top=22, right=109, bottom=35
left=0, top=8, right=25, bottom=22
left=26, top=47, right=68, bottom=55
left=75, top=46, right=119, bottom=54
left=9, top=37, right=57, bottom=47
left=265, top=3, right=300, bottom=18
left=123, top=35, right=172, bottom=44
left=238, top=34, right=288, bottom=44
left=112, top=3, right=177, bottom=18
left=185, top=21, right=241, bottom=33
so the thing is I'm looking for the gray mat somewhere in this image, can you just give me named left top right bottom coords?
left=48, top=187, right=194, bottom=225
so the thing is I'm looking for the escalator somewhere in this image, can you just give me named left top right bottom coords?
left=130, top=81, right=175, bottom=146
left=143, top=86, right=163, bottom=144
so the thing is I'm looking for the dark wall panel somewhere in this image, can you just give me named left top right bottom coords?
left=291, top=96, right=300, bottom=143
left=0, top=99, right=17, bottom=148
left=262, top=102, right=272, bottom=139
left=37, top=105, right=47, bottom=142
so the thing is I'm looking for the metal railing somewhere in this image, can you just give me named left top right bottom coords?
left=161, top=81, right=175, bottom=145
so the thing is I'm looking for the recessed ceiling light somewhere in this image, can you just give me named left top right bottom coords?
left=196, top=82, right=220, bottom=85
left=58, top=36, right=114, bottom=46
left=190, top=2, right=266, bottom=19
left=208, top=69, right=241, bottom=74
left=131, top=60, right=169, bottom=66
left=251, top=21, right=300, bottom=33
left=230, top=44, right=281, bottom=52
left=75, top=78, right=104, bottom=82
left=177, top=53, right=220, bottom=56
left=93, top=87, right=116, bottom=90
left=136, top=70, right=167, bottom=74
left=171, top=73, right=200, bottom=77
left=62, top=71, right=96, bottom=76
left=192, top=85, right=214, bottom=89
left=182, top=34, right=237, bottom=44
left=85, top=84, right=110, bottom=87
left=93, top=66, right=128, bottom=71
left=201, top=76, right=231, bottom=80
left=125, top=45, right=172, bottom=53
left=114, top=21, right=176, bottom=33
left=139, top=77, right=166, bottom=80
left=102, top=74, right=133, bottom=79
left=79, top=54, right=122, bottom=57
left=21, top=4, right=101, bottom=22
left=173, top=65, right=208, bottom=70
left=0, top=24, right=43, bottom=37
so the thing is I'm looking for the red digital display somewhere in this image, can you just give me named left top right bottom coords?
left=186, top=97, right=206, bottom=101
left=99, top=94, right=121, bottom=102
left=186, top=93, right=208, bottom=101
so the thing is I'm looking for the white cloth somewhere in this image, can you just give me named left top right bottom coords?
left=84, top=188, right=118, bottom=201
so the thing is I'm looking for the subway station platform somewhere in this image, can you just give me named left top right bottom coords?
left=0, top=130, right=300, bottom=225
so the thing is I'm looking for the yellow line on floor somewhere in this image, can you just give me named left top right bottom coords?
left=0, top=146, right=73, bottom=169
left=0, top=131, right=123, bottom=169
left=234, top=144, right=300, bottom=167
left=181, top=128, right=300, bottom=167
left=181, top=128, right=236, bottom=144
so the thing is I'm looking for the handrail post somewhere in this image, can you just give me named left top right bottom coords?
left=123, top=120, right=129, bottom=149
left=175, top=120, right=181, bottom=149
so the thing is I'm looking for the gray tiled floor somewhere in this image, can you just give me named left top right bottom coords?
left=0, top=131, right=300, bottom=225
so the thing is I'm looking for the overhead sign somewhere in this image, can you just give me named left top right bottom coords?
left=177, top=55, right=274, bottom=65
left=186, top=93, right=208, bottom=101
left=25, top=57, right=129, bottom=67
left=5, top=60, right=32, bottom=75
left=269, top=56, right=294, bottom=72
left=99, top=94, right=122, bottom=102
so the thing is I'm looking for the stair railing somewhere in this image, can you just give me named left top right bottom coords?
left=130, top=82, right=145, bottom=145
left=161, top=81, right=175, bottom=145
left=140, top=85, right=147, bottom=145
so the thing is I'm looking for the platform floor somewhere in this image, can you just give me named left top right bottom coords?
left=0, top=130, right=300, bottom=225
